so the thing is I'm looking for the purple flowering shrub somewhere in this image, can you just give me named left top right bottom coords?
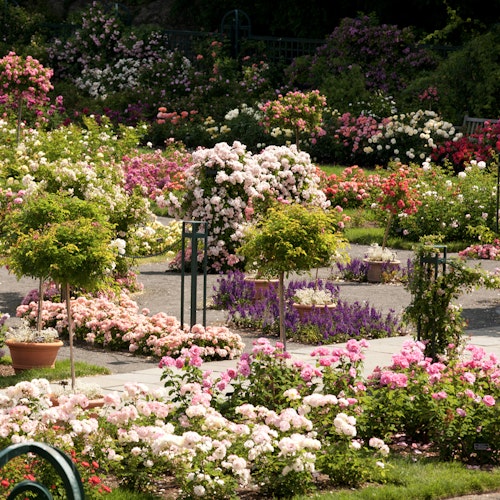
left=21, top=282, right=61, bottom=305
left=335, top=258, right=369, bottom=282
left=212, top=272, right=403, bottom=342
left=287, top=15, right=436, bottom=95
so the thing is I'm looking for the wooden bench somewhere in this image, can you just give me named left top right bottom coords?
left=462, top=114, right=500, bottom=135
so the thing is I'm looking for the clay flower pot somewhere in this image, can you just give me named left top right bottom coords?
left=6, top=339, right=64, bottom=374
left=244, top=277, right=279, bottom=301
left=363, top=259, right=401, bottom=283
left=292, top=303, right=336, bottom=322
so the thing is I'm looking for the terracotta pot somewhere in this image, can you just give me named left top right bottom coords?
left=244, top=277, right=279, bottom=301
left=292, top=303, right=336, bottom=322
left=363, top=259, right=401, bottom=283
left=49, top=395, right=105, bottom=416
left=6, top=339, right=64, bottom=374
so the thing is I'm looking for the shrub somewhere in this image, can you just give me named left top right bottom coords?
left=396, top=160, right=498, bottom=242
left=286, top=15, right=437, bottom=97
left=432, top=25, right=500, bottom=124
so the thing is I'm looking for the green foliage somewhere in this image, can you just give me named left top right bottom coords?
left=4, top=193, right=116, bottom=290
left=395, top=162, right=498, bottom=243
left=216, top=341, right=320, bottom=418
left=238, top=203, right=348, bottom=278
left=403, top=238, right=500, bottom=359
left=0, top=3, right=47, bottom=58
left=433, top=25, right=500, bottom=124
left=319, top=66, right=371, bottom=114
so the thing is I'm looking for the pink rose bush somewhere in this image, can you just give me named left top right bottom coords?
left=0, top=51, right=53, bottom=111
left=121, top=144, right=191, bottom=200
left=0, top=337, right=499, bottom=496
left=359, top=339, right=500, bottom=463
left=161, top=141, right=331, bottom=271
left=16, top=292, right=244, bottom=361
left=259, top=89, right=327, bottom=148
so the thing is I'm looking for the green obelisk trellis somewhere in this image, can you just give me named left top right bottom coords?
left=416, top=244, right=447, bottom=360
left=180, top=221, right=208, bottom=328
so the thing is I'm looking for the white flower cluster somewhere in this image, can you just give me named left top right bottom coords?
left=110, top=238, right=127, bottom=255
left=333, top=412, right=357, bottom=437
left=293, top=287, right=336, bottom=305
left=365, top=243, right=398, bottom=262
left=6, top=319, right=59, bottom=343
left=74, top=56, right=161, bottom=99
left=165, top=141, right=329, bottom=270
left=368, top=109, right=458, bottom=162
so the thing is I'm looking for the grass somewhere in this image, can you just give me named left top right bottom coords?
left=0, top=357, right=110, bottom=389
left=319, top=164, right=347, bottom=176
left=106, top=492, right=159, bottom=500
left=100, top=457, right=500, bottom=499
left=295, top=458, right=500, bottom=499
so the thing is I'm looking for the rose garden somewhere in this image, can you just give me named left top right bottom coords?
left=2, top=3, right=500, bottom=499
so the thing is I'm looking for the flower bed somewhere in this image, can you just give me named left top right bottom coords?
left=0, top=338, right=499, bottom=498
left=15, top=292, right=244, bottom=361
left=212, top=271, right=404, bottom=343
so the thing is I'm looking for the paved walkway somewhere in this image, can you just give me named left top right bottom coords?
left=1, top=243, right=500, bottom=394
left=2, top=244, right=500, bottom=498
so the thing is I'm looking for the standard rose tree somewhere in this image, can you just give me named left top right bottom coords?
left=237, top=202, right=348, bottom=348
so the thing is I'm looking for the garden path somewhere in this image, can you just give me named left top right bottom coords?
left=1, top=243, right=499, bottom=379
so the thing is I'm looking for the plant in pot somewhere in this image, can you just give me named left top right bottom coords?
left=363, top=243, right=401, bottom=283
left=242, top=259, right=280, bottom=302
left=4, top=319, right=63, bottom=374
left=366, top=165, right=421, bottom=282
left=237, top=201, right=348, bottom=348
left=291, top=284, right=337, bottom=322
left=1, top=192, right=116, bottom=387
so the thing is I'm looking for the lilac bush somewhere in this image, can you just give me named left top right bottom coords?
left=288, top=15, right=436, bottom=95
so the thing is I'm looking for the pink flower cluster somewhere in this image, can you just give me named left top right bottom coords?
left=259, top=89, right=327, bottom=143
left=156, top=107, right=198, bottom=125
left=16, top=293, right=244, bottom=361
left=458, top=240, right=500, bottom=260
left=369, top=339, right=499, bottom=410
left=323, top=166, right=382, bottom=208
left=122, top=148, right=191, bottom=199
left=0, top=51, right=53, bottom=109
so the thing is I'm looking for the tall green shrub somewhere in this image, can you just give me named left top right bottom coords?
left=433, top=25, right=500, bottom=124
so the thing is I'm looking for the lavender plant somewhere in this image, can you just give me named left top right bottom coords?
left=212, top=273, right=403, bottom=343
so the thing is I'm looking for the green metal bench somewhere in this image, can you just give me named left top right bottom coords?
left=0, top=442, right=85, bottom=499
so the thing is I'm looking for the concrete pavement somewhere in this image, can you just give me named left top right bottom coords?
left=73, top=325, right=500, bottom=394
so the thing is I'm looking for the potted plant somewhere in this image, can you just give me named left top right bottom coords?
left=291, top=286, right=337, bottom=321
left=237, top=202, right=348, bottom=348
left=363, top=243, right=401, bottom=283
left=5, top=320, right=63, bottom=373
left=242, top=259, right=280, bottom=301
left=2, top=192, right=116, bottom=387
